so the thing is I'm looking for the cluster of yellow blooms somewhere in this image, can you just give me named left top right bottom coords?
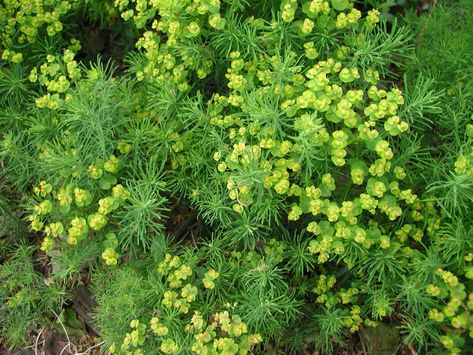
left=427, top=266, right=473, bottom=355
left=0, top=0, right=79, bottom=62
left=109, top=253, right=261, bottom=354
left=212, top=50, right=418, bottom=264
left=280, top=0, right=379, bottom=28
left=110, top=311, right=261, bottom=355
left=113, top=0, right=221, bottom=88
left=28, top=39, right=82, bottom=109
left=29, top=153, right=129, bottom=266
left=454, top=144, right=473, bottom=177
left=312, top=274, right=376, bottom=332
left=158, top=254, right=199, bottom=314
left=176, top=0, right=432, bottom=274
left=187, top=310, right=262, bottom=354
left=110, top=319, right=147, bottom=355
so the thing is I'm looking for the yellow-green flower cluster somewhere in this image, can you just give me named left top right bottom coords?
left=111, top=319, right=147, bottom=355
left=426, top=268, right=473, bottom=354
left=205, top=25, right=417, bottom=269
left=394, top=224, right=423, bottom=243
left=311, top=273, right=369, bottom=332
left=226, top=52, right=248, bottom=92
left=454, top=147, right=473, bottom=176
left=365, top=9, right=381, bottom=28
left=280, top=0, right=380, bottom=32
left=111, top=316, right=179, bottom=355
left=29, top=156, right=129, bottom=262
left=111, top=310, right=261, bottom=355
left=150, top=316, right=169, bottom=337
left=189, top=310, right=262, bottom=354
left=160, top=338, right=179, bottom=354
left=158, top=254, right=197, bottom=314
left=158, top=129, right=193, bottom=170
left=110, top=251, right=261, bottom=354
left=29, top=39, right=82, bottom=109
left=202, top=269, right=219, bottom=289
left=113, top=0, right=221, bottom=87
left=102, top=232, right=120, bottom=266
left=335, top=8, right=361, bottom=29
left=0, top=0, right=79, bottom=62
left=33, top=180, right=52, bottom=196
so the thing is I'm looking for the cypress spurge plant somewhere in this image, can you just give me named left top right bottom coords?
left=1, top=0, right=473, bottom=354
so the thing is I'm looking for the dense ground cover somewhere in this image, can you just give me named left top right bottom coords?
left=1, top=0, right=473, bottom=354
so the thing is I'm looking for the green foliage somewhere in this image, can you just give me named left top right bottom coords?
left=0, top=63, right=32, bottom=106
left=117, top=173, right=169, bottom=254
left=313, top=306, right=347, bottom=352
left=1, top=0, right=473, bottom=354
left=0, top=244, right=66, bottom=348
left=93, top=248, right=265, bottom=354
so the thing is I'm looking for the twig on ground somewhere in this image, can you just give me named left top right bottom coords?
left=76, top=341, right=105, bottom=355
left=52, top=310, right=74, bottom=355
left=358, top=331, right=368, bottom=355
left=34, top=327, right=45, bottom=355
left=408, top=343, right=419, bottom=355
